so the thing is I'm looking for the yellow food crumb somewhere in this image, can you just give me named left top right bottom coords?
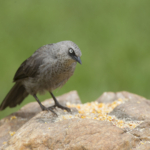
left=107, top=116, right=112, bottom=121
left=48, top=127, right=50, bottom=129
left=92, top=110, right=96, bottom=114
left=63, top=98, right=142, bottom=129
left=9, top=131, right=16, bottom=136
left=98, top=103, right=103, bottom=108
left=118, top=120, right=123, bottom=124
left=45, top=122, right=47, bottom=124
left=132, top=124, right=136, bottom=128
left=81, top=115, right=86, bottom=119
left=10, top=116, right=17, bottom=120
left=118, top=98, right=123, bottom=102
left=77, top=105, right=81, bottom=109
left=87, top=103, right=91, bottom=106
left=78, top=111, right=84, bottom=114
left=3, top=142, right=7, bottom=145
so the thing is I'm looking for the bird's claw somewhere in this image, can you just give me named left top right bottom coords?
left=41, top=105, right=57, bottom=116
left=48, top=103, right=71, bottom=112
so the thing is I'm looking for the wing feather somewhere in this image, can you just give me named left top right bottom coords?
left=13, top=54, right=44, bottom=82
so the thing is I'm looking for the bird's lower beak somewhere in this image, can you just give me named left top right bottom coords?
left=74, top=56, right=82, bottom=64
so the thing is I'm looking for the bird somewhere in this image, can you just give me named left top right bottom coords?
left=0, top=41, right=82, bottom=115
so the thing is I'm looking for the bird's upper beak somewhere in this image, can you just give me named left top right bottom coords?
left=73, top=56, right=82, bottom=64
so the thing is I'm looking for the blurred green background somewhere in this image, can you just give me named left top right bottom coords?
left=0, top=0, right=150, bottom=119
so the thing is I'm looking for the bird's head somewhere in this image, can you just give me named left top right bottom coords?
left=56, top=41, right=82, bottom=65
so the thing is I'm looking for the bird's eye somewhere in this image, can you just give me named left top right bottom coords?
left=69, top=48, right=74, bottom=54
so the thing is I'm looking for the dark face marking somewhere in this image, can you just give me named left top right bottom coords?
left=68, top=48, right=82, bottom=64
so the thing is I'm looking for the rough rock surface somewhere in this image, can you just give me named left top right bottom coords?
left=1, top=91, right=150, bottom=150
left=2, top=114, right=139, bottom=150
left=107, top=92, right=150, bottom=121
left=0, top=91, right=80, bottom=149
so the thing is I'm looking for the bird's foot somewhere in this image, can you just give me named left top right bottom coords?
left=48, top=103, right=71, bottom=112
left=41, top=105, right=57, bottom=116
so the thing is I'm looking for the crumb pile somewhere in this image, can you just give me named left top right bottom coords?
left=56, top=98, right=142, bottom=129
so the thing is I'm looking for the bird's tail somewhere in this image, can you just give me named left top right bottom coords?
left=0, top=82, right=28, bottom=110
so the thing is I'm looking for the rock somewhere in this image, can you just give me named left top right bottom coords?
left=96, top=91, right=147, bottom=103
left=1, top=91, right=150, bottom=150
left=96, top=92, right=117, bottom=103
left=130, top=120, right=150, bottom=141
left=107, top=91, right=150, bottom=121
left=2, top=112, right=139, bottom=150
left=134, top=143, right=150, bottom=150
left=0, top=91, right=81, bottom=149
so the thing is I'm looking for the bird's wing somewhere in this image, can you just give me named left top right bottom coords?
left=13, top=53, right=44, bottom=82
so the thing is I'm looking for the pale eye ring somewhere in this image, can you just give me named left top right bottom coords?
left=69, top=48, right=74, bottom=54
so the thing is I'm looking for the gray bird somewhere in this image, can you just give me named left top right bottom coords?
left=0, top=41, right=82, bottom=115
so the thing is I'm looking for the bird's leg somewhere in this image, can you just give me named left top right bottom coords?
left=49, top=92, right=71, bottom=112
left=33, top=94, right=57, bottom=116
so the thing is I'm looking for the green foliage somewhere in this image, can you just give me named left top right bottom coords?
left=0, top=0, right=150, bottom=119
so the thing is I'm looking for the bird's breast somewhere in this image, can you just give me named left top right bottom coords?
left=37, top=61, right=77, bottom=92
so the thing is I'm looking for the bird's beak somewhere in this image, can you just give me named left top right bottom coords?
left=73, top=56, right=82, bottom=64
